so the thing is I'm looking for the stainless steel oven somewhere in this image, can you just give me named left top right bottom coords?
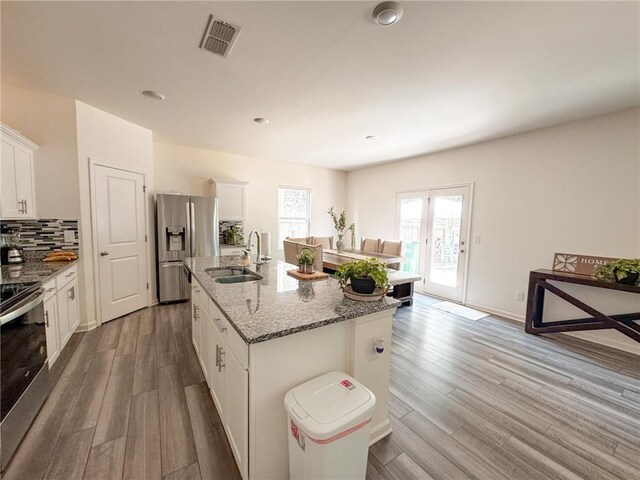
left=0, top=281, right=50, bottom=471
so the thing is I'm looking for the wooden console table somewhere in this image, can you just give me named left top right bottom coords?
left=525, top=269, right=640, bottom=343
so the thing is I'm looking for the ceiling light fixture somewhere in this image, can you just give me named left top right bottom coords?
left=366, top=135, right=377, bottom=141
left=372, top=1, right=404, bottom=26
left=142, top=90, right=165, bottom=101
left=253, top=117, right=270, bottom=125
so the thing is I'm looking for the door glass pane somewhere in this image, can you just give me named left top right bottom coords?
left=429, top=195, right=462, bottom=287
left=398, top=197, right=422, bottom=273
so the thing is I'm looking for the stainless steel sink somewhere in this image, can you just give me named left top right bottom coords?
left=215, top=274, right=262, bottom=284
left=205, top=267, right=262, bottom=284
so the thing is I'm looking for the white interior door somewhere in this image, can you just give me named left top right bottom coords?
left=94, top=164, right=148, bottom=322
left=423, top=186, right=470, bottom=302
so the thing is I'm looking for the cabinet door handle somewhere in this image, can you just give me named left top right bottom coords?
left=193, top=304, right=198, bottom=320
left=100, top=251, right=109, bottom=256
left=24, top=199, right=27, bottom=215
left=66, top=286, right=75, bottom=301
left=215, top=344, right=220, bottom=367
left=218, top=347, right=225, bottom=372
left=44, top=311, right=49, bottom=327
left=214, top=317, right=227, bottom=332
left=46, top=287, right=56, bottom=293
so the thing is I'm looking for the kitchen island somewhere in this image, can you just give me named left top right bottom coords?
left=184, top=256, right=400, bottom=480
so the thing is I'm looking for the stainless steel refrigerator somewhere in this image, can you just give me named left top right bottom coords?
left=156, top=194, right=220, bottom=303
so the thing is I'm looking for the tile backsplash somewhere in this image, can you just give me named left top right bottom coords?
left=1, top=219, right=79, bottom=257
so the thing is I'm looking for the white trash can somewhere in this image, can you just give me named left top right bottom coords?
left=284, top=371, right=376, bottom=480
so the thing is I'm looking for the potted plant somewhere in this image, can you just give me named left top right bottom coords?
left=593, top=258, right=640, bottom=285
left=334, top=257, right=390, bottom=294
left=327, top=207, right=355, bottom=254
left=297, top=247, right=316, bottom=274
left=227, top=224, right=244, bottom=246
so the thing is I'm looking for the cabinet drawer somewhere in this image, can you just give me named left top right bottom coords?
left=192, top=279, right=211, bottom=318
left=209, top=301, right=248, bottom=370
left=43, top=278, right=57, bottom=301
left=56, top=264, right=78, bottom=290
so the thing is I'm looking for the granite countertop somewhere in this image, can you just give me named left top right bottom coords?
left=184, top=256, right=400, bottom=344
left=1, top=259, right=78, bottom=284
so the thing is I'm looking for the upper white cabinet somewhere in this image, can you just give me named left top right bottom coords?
left=215, top=181, right=246, bottom=221
left=1, top=123, right=38, bottom=219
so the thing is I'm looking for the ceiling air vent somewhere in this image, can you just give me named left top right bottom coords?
left=199, top=15, right=241, bottom=58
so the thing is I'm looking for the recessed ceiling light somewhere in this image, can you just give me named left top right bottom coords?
left=372, top=1, right=404, bottom=26
left=253, top=117, right=270, bottom=125
left=366, top=135, right=377, bottom=141
left=142, top=90, right=165, bottom=101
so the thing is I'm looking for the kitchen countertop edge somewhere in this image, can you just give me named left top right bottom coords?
left=184, top=257, right=400, bottom=345
left=1, top=259, right=78, bottom=285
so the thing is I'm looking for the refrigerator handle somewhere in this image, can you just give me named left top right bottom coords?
left=190, top=200, right=196, bottom=255
left=185, top=200, right=192, bottom=257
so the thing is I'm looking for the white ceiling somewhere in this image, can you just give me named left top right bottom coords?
left=2, top=1, right=639, bottom=170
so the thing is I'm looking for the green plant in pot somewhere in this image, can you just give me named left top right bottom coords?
left=297, top=248, right=316, bottom=274
left=327, top=207, right=355, bottom=254
left=227, top=224, right=244, bottom=246
left=592, top=258, right=640, bottom=285
left=335, top=258, right=390, bottom=294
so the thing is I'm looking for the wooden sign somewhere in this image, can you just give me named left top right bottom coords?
left=552, top=253, right=619, bottom=276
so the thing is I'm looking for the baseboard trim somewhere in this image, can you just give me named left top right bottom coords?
left=464, top=302, right=525, bottom=322
left=76, top=321, right=97, bottom=332
left=464, top=302, right=639, bottom=356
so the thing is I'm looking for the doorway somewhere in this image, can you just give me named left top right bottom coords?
left=91, top=163, right=149, bottom=323
left=397, top=184, right=472, bottom=303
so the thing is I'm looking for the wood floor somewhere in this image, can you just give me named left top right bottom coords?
left=4, top=302, right=240, bottom=480
left=4, top=294, right=640, bottom=480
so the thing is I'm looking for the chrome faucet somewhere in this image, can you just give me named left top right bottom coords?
left=247, top=230, right=263, bottom=266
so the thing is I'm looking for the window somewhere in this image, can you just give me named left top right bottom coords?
left=278, top=187, right=310, bottom=247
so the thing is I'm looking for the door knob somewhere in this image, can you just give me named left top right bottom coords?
left=460, top=249, right=465, bottom=253
left=100, top=251, right=109, bottom=256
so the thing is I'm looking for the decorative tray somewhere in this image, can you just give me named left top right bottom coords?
left=343, top=285, right=385, bottom=302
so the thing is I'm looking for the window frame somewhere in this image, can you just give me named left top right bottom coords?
left=277, top=185, right=311, bottom=249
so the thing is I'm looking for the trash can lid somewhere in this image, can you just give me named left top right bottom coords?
left=284, top=372, right=376, bottom=441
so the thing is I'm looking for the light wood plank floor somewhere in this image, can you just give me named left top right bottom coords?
left=4, top=294, right=640, bottom=479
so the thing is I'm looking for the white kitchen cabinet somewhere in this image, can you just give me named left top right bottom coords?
left=57, top=278, right=79, bottom=348
left=42, top=265, right=79, bottom=368
left=192, top=290, right=247, bottom=478
left=208, top=317, right=227, bottom=419
left=224, top=347, right=249, bottom=476
left=43, top=295, right=60, bottom=367
left=216, top=182, right=246, bottom=221
left=1, top=123, right=37, bottom=219
left=199, top=309, right=212, bottom=386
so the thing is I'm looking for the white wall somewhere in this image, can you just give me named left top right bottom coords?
left=153, top=142, right=347, bottom=257
left=76, top=101, right=154, bottom=329
left=1, top=84, right=80, bottom=218
left=346, top=108, right=640, bottom=353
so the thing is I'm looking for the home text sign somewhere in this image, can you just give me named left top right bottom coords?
left=552, top=253, right=619, bottom=276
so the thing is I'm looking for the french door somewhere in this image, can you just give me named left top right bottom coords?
left=397, top=185, right=471, bottom=303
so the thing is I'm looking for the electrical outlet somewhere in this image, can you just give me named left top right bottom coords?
left=515, top=290, right=525, bottom=301
left=63, top=230, right=76, bottom=243
left=473, top=235, right=481, bottom=244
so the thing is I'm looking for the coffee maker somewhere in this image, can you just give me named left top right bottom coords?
left=0, top=226, right=25, bottom=264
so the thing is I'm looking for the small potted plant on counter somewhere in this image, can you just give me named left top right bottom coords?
left=297, top=247, right=316, bottom=274
left=593, top=258, right=640, bottom=285
left=335, top=257, right=389, bottom=295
